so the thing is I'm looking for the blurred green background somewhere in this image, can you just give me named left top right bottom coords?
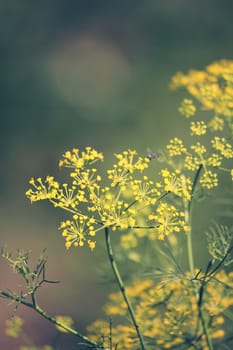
left=1, top=1, right=233, bottom=349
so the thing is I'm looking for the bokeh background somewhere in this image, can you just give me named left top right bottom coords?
left=1, top=1, right=233, bottom=349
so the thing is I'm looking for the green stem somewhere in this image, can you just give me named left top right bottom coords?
left=199, top=305, right=213, bottom=350
left=104, top=227, right=146, bottom=350
left=0, top=290, right=104, bottom=349
left=186, top=221, right=195, bottom=276
left=185, top=164, right=213, bottom=350
left=186, top=164, right=203, bottom=275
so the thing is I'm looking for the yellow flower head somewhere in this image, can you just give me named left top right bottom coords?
left=166, top=137, right=187, bottom=157
left=171, top=59, right=233, bottom=121
left=26, top=176, right=59, bottom=203
left=87, top=270, right=233, bottom=349
left=5, top=316, right=24, bottom=338
left=200, top=170, right=218, bottom=189
left=59, top=215, right=96, bottom=250
left=114, top=149, right=150, bottom=173
left=178, top=99, right=196, bottom=118
left=190, top=142, right=207, bottom=156
left=59, top=147, right=104, bottom=169
left=208, top=115, right=224, bottom=131
left=148, top=202, right=188, bottom=240
left=211, top=137, right=233, bottom=159
left=190, top=121, right=207, bottom=136
left=160, top=169, right=192, bottom=200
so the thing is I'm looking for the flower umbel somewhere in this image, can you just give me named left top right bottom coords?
left=59, top=214, right=96, bottom=250
left=148, top=202, right=189, bottom=240
left=178, top=99, right=196, bottom=118
left=87, top=271, right=233, bottom=350
left=166, top=138, right=187, bottom=157
left=190, top=121, right=207, bottom=136
left=59, top=147, right=104, bottom=169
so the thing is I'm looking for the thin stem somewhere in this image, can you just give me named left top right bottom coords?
left=186, top=164, right=203, bottom=275
left=109, top=316, right=113, bottom=350
left=0, top=290, right=104, bottom=349
left=185, top=164, right=213, bottom=350
left=199, top=304, right=213, bottom=350
left=104, top=227, right=146, bottom=350
left=186, top=222, right=195, bottom=276
left=196, top=280, right=214, bottom=350
left=188, top=164, right=203, bottom=214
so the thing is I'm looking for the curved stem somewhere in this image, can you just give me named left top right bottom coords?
left=0, top=290, right=104, bottom=349
left=104, top=227, right=146, bottom=350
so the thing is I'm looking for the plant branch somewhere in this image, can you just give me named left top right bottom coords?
left=104, top=227, right=146, bottom=350
left=185, top=164, right=213, bottom=350
left=0, top=290, right=104, bottom=349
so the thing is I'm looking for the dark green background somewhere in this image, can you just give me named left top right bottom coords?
left=1, top=1, right=233, bottom=349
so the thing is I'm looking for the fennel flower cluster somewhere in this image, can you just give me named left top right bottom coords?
left=27, top=148, right=185, bottom=249
left=23, top=59, right=233, bottom=350
left=167, top=60, right=233, bottom=189
left=26, top=61, right=233, bottom=250
left=87, top=270, right=233, bottom=350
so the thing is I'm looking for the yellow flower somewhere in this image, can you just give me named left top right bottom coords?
left=59, top=215, right=96, bottom=250
left=5, top=316, right=24, bottom=338
left=178, top=99, right=196, bottom=118
left=190, top=142, right=207, bottom=156
left=211, top=137, right=233, bottom=159
left=114, top=150, right=150, bottom=173
left=160, top=169, right=192, bottom=200
left=190, top=121, right=207, bottom=136
left=200, top=170, right=218, bottom=189
left=166, top=137, right=187, bottom=156
left=120, top=233, right=138, bottom=249
left=206, top=153, right=222, bottom=167
left=130, top=177, right=158, bottom=204
left=206, top=60, right=233, bottom=76
left=107, top=166, right=131, bottom=188
left=171, top=59, right=233, bottom=120
left=71, top=168, right=101, bottom=190
left=184, top=155, right=200, bottom=171
left=26, top=177, right=59, bottom=203
left=59, top=147, right=104, bottom=169
left=211, top=329, right=225, bottom=339
left=208, top=115, right=224, bottom=131
left=148, top=203, right=188, bottom=240
left=87, top=271, right=233, bottom=349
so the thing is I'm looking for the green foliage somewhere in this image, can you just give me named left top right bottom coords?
left=206, top=223, right=233, bottom=266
